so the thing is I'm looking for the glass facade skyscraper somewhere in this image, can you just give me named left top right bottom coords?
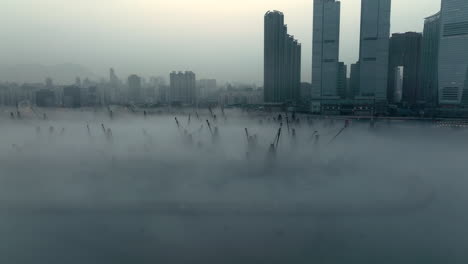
left=312, top=0, right=341, bottom=99
left=357, top=0, right=391, bottom=102
left=438, top=0, right=468, bottom=105
left=420, top=12, right=441, bottom=106
left=388, top=32, right=422, bottom=105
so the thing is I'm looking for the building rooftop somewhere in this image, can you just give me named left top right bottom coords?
left=425, top=11, right=441, bottom=22
left=265, top=10, right=283, bottom=16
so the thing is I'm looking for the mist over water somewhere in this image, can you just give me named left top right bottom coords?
left=0, top=107, right=467, bottom=263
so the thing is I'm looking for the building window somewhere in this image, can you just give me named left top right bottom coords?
left=443, top=21, right=468, bottom=37
left=442, top=87, right=460, bottom=101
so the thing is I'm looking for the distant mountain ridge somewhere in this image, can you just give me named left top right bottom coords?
left=0, top=63, right=101, bottom=85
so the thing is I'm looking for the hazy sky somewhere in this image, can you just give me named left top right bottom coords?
left=1, top=0, right=441, bottom=84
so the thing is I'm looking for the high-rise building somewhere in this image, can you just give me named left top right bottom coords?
left=349, top=62, right=360, bottom=99
left=393, top=66, right=404, bottom=103
left=312, top=0, right=341, bottom=99
left=461, top=67, right=468, bottom=104
left=388, top=32, right=422, bottom=105
left=300, top=82, right=312, bottom=100
left=357, top=0, right=391, bottom=101
left=264, top=11, right=301, bottom=103
left=337, top=62, right=347, bottom=99
left=128, top=74, right=142, bottom=103
left=463, top=67, right=468, bottom=105
left=420, top=12, right=441, bottom=106
left=170, top=71, right=196, bottom=105
left=438, top=0, right=468, bottom=105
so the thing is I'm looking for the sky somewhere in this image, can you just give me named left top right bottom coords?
left=1, top=0, right=441, bottom=85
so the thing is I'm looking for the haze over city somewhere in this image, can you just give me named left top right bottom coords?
left=2, top=0, right=468, bottom=263
left=2, top=0, right=440, bottom=84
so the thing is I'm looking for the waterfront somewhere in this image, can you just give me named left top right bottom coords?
left=0, top=108, right=466, bottom=263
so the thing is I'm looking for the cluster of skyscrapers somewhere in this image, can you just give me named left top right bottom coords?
left=264, top=0, right=468, bottom=114
left=2, top=0, right=467, bottom=115
left=310, top=0, right=393, bottom=112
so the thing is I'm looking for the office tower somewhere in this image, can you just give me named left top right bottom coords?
left=170, top=71, right=196, bottom=104
left=358, top=0, right=391, bottom=101
left=388, top=32, right=422, bottom=105
left=312, top=0, right=341, bottom=99
left=463, top=67, right=468, bottom=105
left=264, top=11, right=301, bottom=103
left=346, top=78, right=351, bottom=99
left=438, top=0, right=468, bottom=105
left=128, top=74, right=142, bottom=103
left=337, top=62, right=347, bottom=99
left=285, top=35, right=302, bottom=102
left=300, top=82, right=312, bottom=100
left=349, top=62, right=360, bottom=99
left=420, top=12, right=441, bottom=106
left=393, top=66, right=404, bottom=103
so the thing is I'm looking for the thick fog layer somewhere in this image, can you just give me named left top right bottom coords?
left=0, top=107, right=467, bottom=263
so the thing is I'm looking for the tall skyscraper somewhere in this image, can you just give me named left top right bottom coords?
left=393, top=66, right=404, bottom=103
left=388, top=32, right=422, bottom=105
left=337, top=62, right=347, bottom=99
left=462, top=67, right=468, bottom=105
left=170, top=71, right=196, bottom=105
left=349, top=62, right=360, bottom=99
left=264, top=11, right=301, bottom=104
left=357, top=0, right=391, bottom=101
left=128, top=74, right=142, bottom=103
left=312, top=0, right=341, bottom=99
left=420, top=12, right=441, bottom=106
left=438, top=0, right=468, bottom=105
left=300, top=82, right=312, bottom=100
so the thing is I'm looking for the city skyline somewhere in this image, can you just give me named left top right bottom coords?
left=2, top=0, right=440, bottom=84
